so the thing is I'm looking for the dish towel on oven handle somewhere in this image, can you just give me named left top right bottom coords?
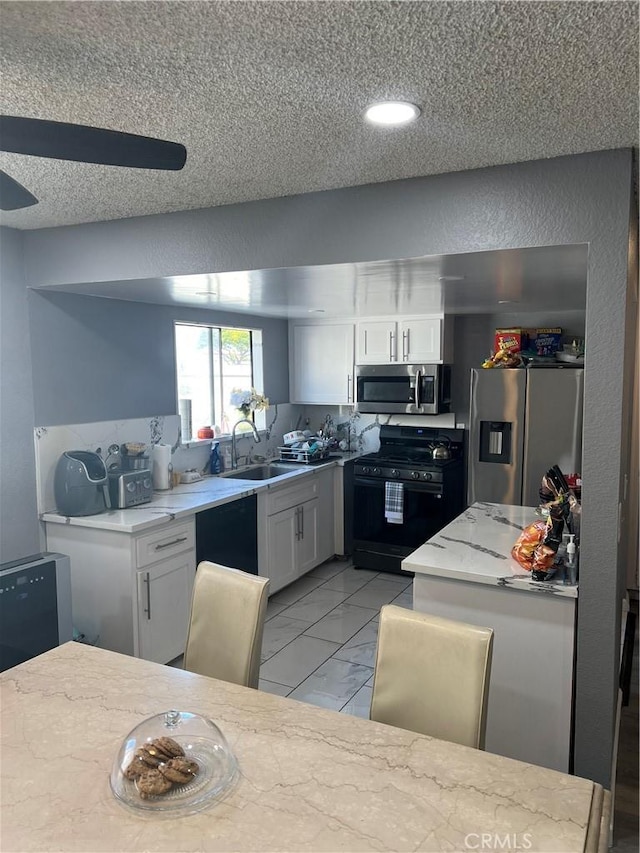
left=384, top=481, right=404, bottom=524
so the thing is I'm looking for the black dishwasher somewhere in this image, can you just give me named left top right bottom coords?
left=195, top=494, right=258, bottom=574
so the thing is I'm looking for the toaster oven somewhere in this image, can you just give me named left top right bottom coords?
left=108, top=469, right=153, bottom=508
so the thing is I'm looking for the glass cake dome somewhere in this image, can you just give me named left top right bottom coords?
left=110, top=709, right=238, bottom=816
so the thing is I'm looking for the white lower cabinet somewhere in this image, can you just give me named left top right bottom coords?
left=45, top=518, right=196, bottom=664
left=316, top=466, right=336, bottom=564
left=296, top=499, right=319, bottom=575
left=136, top=553, right=193, bottom=664
left=264, top=472, right=334, bottom=595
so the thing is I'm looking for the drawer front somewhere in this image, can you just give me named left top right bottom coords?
left=267, top=476, right=318, bottom=515
left=135, top=520, right=195, bottom=568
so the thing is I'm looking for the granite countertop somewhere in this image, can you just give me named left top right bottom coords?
left=402, top=501, right=579, bottom=598
left=40, top=453, right=363, bottom=535
left=0, top=642, right=606, bottom=853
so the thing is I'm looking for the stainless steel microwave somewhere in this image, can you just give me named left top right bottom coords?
left=355, top=363, right=451, bottom=415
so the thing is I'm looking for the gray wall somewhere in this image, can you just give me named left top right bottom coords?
left=13, top=149, right=637, bottom=786
left=29, top=291, right=289, bottom=426
left=28, top=292, right=289, bottom=426
left=0, top=228, right=41, bottom=562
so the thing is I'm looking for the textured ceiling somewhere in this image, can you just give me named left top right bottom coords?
left=1, top=0, right=637, bottom=231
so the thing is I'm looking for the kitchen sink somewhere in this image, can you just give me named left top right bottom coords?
left=221, top=463, right=299, bottom=481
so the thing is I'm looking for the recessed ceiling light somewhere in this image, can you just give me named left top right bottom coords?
left=365, top=101, right=420, bottom=126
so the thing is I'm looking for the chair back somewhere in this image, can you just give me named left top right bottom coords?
left=370, top=605, right=494, bottom=749
left=184, top=561, right=270, bottom=689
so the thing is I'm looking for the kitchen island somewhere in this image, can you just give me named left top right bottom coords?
left=403, top=502, right=577, bottom=773
left=1, top=642, right=608, bottom=852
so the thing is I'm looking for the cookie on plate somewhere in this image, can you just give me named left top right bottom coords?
left=159, top=756, right=199, bottom=785
left=152, top=736, right=184, bottom=758
left=137, top=769, right=173, bottom=799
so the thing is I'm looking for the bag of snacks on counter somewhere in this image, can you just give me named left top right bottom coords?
left=512, top=465, right=579, bottom=578
left=511, top=519, right=547, bottom=571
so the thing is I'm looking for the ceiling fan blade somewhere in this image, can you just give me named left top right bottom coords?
left=0, top=116, right=186, bottom=171
left=0, top=169, right=38, bottom=210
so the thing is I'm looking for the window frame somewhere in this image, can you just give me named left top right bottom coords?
left=174, top=320, right=265, bottom=442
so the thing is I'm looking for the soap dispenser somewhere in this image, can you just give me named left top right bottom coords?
left=565, top=534, right=578, bottom=585
left=209, top=441, right=222, bottom=475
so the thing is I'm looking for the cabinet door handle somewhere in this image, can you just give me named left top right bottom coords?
left=347, top=374, right=352, bottom=403
left=402, top=330, right=408, bottom=361
left=296, top=506, right=302, bottom=540
left=143, top=572, right=151, bottom=620
left=389, top=331, right=395, bottom=361
left=154, top=536, right=188, bottom=551
left=300, top=505, right=304, bottom=539
left=364, top=329, right=368, bottom=356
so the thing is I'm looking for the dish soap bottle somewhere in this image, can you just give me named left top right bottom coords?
left=209, top=441, right=222, bottom=475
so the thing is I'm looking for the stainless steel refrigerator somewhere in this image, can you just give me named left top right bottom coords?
left=467, top=367, right=584, bottom=507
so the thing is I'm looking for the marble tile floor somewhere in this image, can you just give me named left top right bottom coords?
left=258, top=557, right=412, bottom=716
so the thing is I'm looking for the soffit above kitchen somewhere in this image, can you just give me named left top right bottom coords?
left=36, top=243, right=588, bottom=318
left=0, top=1, right=637, bottom=230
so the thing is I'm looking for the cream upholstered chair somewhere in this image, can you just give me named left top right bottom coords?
left=184, top=561, right=270, bottom=689
left=370, top=605, right=494, bottom=749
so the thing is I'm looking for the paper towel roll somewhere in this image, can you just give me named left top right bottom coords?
left=152, top=443, right=172, bottom=490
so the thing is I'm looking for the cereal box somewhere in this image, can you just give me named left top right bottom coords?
left=534, top=328, right=563, bottom=356
left=494, top=328, right=529, bottom=354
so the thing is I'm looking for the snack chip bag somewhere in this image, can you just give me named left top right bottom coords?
left=511, top=520, right=547, bottom=571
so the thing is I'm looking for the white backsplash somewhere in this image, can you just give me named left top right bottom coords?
left=34, top=415, right=182, bottom=514
left=34, top=405, right=306, bottom=514
left=302, top=407, right=458, bottom=453
left=34, top=405, right=458, bottom=515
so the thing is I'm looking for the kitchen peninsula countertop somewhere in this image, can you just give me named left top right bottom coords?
left=403, top=501, right=578, bottom=598
left=1, top=642, right=608, bottom=853
left=41, top=453, right=362, bottom=534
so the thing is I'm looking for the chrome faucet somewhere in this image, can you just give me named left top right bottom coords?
left=231, top=418, right=261, bottom=469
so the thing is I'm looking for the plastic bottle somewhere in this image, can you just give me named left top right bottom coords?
left=565, top=534, right=578, bottom=585
left=222, top=445, right=232, bottom=470
left=209, top=441, right=221, bottom=475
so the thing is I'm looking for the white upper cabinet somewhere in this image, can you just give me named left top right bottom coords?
left=356, top=316, right=452, bottom=364
left=290, top=321, right=355, bottom=404
left=356, top=320, right=398, bottom=364
left=399, top=317, right=442, bottom=362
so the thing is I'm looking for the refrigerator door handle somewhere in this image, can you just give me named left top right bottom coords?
left=414, top=369, right=421, bottom=409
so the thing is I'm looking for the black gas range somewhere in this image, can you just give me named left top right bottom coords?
left=353, top=425, right=465, bottom=575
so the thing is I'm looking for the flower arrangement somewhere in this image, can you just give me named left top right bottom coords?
left=230, top=387, right=269, bottom=418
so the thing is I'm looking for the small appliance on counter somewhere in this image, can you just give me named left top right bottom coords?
left=119, top=443, right=150, bottom=471
left=108, top=469, right=153, bottom=509
left=54, top=450, right=111, bottom=516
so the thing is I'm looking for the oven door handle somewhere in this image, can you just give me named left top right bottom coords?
left=414, top=369, right=421, bottom=409
left=354, top=476, right=443, bottom=495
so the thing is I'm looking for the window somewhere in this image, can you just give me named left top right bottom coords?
left=174, top=322, right=265, bottom=440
